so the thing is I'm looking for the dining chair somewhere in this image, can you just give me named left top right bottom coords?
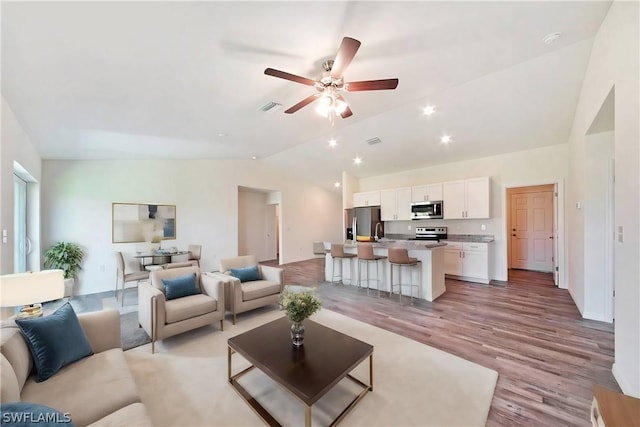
left=115, top=252, right=150, bottom=306
left=188, top=244, right=202, bottom=267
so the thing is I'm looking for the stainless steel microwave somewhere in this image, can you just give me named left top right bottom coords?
left=411, top=201, right=443, bottom=220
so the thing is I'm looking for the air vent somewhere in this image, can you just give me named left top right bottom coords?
left=366, top=137, right=382, bottom=146
left=259, top=102, right=283, bottom=113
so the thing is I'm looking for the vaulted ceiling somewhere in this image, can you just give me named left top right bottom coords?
left=1, top=1, right=611, bottom=190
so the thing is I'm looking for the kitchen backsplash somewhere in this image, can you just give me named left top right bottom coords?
left=384, top=219, right=500, bottom=237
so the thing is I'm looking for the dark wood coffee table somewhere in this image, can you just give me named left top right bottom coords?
left=228, top=316, right=373, bottom=427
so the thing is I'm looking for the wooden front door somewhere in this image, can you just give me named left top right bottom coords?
left=510, top=190, right=554, bottom=272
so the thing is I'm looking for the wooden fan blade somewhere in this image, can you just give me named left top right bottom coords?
left=284, top=94, right=319, bottom=114
left=264, top=68, right=316, bottom=86
left=346, top=78, right=399, bottom=91
left=340, top=105, right=353, bottom=118
left=336, top=94, right=353, bottom=118
left=330, top=37, right=361, bottom=79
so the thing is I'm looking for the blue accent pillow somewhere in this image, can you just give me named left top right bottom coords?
left=162, top=273, right=200, bottom=300
left=15, top=303, right=93, bottom=382
left=229, top=265, right=261, bottom=283
left=0, top=402, right=75, bottom=426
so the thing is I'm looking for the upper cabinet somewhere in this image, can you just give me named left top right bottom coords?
left=443, top=177, right=490, bottom=219
left=380, top=187, right=412, bottom=221
left=412, top=183, right=443, bottom=202
left=353, top=191, right=381, bottom=207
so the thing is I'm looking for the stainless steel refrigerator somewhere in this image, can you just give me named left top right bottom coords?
left=345, top=207, right=383, bottom=241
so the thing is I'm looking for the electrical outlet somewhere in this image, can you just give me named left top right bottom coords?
left=98, top=264, right=106, bottom=272
left=407, top=225, right=412, bottom=231
left=481, top=224, right=486, bottom=231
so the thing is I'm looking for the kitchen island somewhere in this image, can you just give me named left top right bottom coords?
left=324, top=240, right=446, bottom=302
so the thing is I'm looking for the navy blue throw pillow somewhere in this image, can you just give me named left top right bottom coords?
left=15, top=303, right=93, bottom=382
left=229, top=265, right=261, bottom=283
left=0, top=402, right=75, bottom=426
left=0, top=402, right=75, bottom=427
left=162, top=273, right=200, bottom=300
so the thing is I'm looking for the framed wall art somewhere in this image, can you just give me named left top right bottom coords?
left=112, top=203, right=176, bottom=243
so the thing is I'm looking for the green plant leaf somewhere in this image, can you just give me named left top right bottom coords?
left=43, top=242, right=85, bottom=279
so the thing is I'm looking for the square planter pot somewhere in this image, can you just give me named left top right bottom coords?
left=64, top=278, right=74, bottom=298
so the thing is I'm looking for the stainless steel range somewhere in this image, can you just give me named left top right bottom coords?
left=414, top=227, right=447, bottom=241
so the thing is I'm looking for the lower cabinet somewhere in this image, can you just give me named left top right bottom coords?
left=443, top=241, right=489, bottom=284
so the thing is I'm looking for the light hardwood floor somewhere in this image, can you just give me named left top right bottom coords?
left=262, top=258, right=618, bottom=426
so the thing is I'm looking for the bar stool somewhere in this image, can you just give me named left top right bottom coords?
left=357, top=243, right=387, bottom=297
left=388, top=247, right=422, bottom=304
left=330, top=244, right=357, bottom=285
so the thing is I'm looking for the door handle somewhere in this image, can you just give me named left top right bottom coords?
left=26, top=237, right=32, bottom=255
left=512, top=234, right=516, bottom=237
left=549, top=236, right=554, bottom=239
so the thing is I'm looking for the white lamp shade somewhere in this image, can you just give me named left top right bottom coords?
left=0, top=270, right=65, bottom=307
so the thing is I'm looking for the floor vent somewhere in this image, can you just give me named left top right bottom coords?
left=260, top=102, right=283, bottom=113
left=367, top=137, right=382, bottom=145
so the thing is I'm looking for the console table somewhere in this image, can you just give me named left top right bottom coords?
left=133, top=251, right=189, bottom=269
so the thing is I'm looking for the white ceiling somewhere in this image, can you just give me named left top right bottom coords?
left=2, top=1, right=611, bottom=190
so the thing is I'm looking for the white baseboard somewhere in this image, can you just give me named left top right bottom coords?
left=583, top=311, right=612, bottom=323
left=568, top=287, right=584, bottom=316
left=612, top=363, right=639, bottom=397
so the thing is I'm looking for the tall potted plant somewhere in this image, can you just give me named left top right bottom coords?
left=44, top=242, right=85, bottom=298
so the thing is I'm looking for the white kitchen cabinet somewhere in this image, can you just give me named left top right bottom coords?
left=461, top=242, right=489, bottom=280
left=442, top=241, right=489, bottom=284
left=444, top=242, right=463, bottom=275
left=443, top=177, right=490, bottom=219
left=412, top=183, right=443, bottom=202
left=353, top=191, right=381, bottom=207
left=380, top=187, right=412, bottom=221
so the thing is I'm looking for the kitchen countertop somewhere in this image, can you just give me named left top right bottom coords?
left=343, top=240, right=447, bottom=250
left=369, top=233, right=495, bottom=243
left=443, top=234, right=495, bottom=243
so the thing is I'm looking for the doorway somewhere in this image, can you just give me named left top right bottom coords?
left=14, top=174, right=28, bottom=273
left=265, top=204, right=279, bottom=263
left=507, top=184, right=556, bottom=276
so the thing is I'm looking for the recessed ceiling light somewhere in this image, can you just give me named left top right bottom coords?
left=217, top=132, right=228, bottom=137
left=328, top=139, right=338, bottom=148
left=334, top=182, right=341, bottom=188
left=440, top=135, right=451, bottom=144
left=353, top=157, right=362, bottom=165
left=542, top=32, right=561, bottom=45
left=251, top=156, right=257, bottom=160
left=423, top=105, right=436, bottom=116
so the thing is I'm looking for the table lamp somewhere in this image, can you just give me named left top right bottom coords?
left=0, top=270, right=65, bottom=318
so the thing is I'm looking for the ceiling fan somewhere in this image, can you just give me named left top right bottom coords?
left=264, top=37, right=399, bottom=119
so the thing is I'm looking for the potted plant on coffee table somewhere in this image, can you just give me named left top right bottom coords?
left=44, top=242, right=85, bottom=298
left=278, top=288, right=322, bottom=347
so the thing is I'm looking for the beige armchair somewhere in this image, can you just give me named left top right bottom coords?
left=138, top=266, right=224, bottom=353
left=213, top=255, right=284, bottom=324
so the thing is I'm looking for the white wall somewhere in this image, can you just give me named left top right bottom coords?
left=566, top=1, right=640, bottom=396
left=41, top=159, right=343, bottom=295
left=358, top=144, right=569, bottom=283
left=583, top=131, right=614, bottom=321
left=0, top=97, right=42, bottom=274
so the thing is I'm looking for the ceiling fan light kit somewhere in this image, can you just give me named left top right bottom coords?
left=264, top=36, right=399, bottom=124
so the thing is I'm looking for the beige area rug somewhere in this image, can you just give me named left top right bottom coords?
left=125, top=308, right=498, bottom=426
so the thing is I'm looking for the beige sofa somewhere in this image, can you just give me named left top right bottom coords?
left=211, top=255, right=284, bottom=324
left=0, top=309, right=152, bottom=426
left=138, top=266, right=224, bottom=353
